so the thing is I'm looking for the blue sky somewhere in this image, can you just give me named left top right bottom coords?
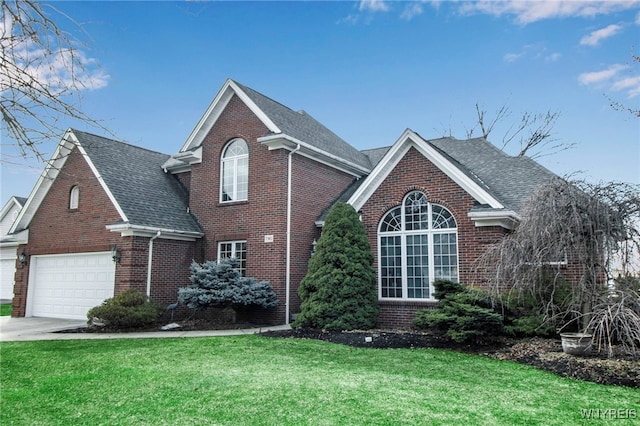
left=2, top=0, right=639, bottom=207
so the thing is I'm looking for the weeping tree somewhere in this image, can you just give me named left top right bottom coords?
left=476, top=178, right=640, bottom=355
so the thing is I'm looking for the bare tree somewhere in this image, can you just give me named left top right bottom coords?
left=1, top=0, right=109, bottom=161
left=475, top=179, right=640, bottom=355
left=466, top=104, right=571, bottom=159
left=607, top=52, right=640, bottom=118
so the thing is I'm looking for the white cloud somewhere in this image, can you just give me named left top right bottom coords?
left=611, top=76, right=640, bottom=97
left=401, top=3, right=424, bottom=21
left=503, top=44, right=560, bottom=63
left=545, top=52, right=562, bottom=62
left=458, top=1, right=640, bottom=25
left=579, top=64, right=640, bottom=98
left=359, top=0, right=390, bottom=13
left=0, top=9, right=109, bottom=95
left=580, top=24, right=623, bottom=46
left=578, top=64, right=627, bottom=85
left=504, top=52, right=524, bottom=63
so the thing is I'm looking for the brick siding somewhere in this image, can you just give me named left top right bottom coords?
left=360, top=146, right=509, bottom=328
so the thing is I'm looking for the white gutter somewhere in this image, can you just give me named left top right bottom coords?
left=285, top=144, right=301, bottom=324
left=146, top=231, right=162, bottom=298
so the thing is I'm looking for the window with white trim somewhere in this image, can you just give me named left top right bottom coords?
left=69, top=185, right=80, bottom=209
left=378, top=191, right=458, bottom=300
left=221, top=139, right=248, bottom=202
left=218, top=240, right=247, bottom=276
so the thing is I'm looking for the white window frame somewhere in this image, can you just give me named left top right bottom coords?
left=377, top=191, right=459, bottom=301
left=69, top=185, right=80, bottom=209
left=217, top=240, right=247, bottom=276
left=220, top=138, right=248, bottom=203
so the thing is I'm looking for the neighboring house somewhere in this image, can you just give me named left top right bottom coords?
left=0, top=196, right=27, bottom=302
left=9, top=78, right=558, bottom=326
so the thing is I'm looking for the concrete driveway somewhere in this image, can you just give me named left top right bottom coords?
left=0, top=316, right=291, bottom=342
left=0, top=317, right=87, bottom=342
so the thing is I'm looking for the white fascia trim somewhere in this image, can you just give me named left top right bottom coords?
left=0, top=229, right=29, bottom=246
left=180, top=79, right=281, bottom=152
left=468, top=210, right=521, bottom=230
left=106, top=223, right=204, bottom=241
left=9, top=131, right=74, bottom=234
left=0, top=197, right=22, bottom=223
left=162, top=146, right=203, bottom=174
left=348, top=129, right=504, bottom=212
left=259, top=134, right=370, bottom=177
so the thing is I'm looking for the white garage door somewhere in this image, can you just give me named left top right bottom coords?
left=28, top=252, right=115, bottom=320
left=0, top=258, right=16, bottom=301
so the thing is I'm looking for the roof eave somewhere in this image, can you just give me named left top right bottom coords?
left=259, top=134, right=370, bottom=177
left=106, top=223, right=204, bottom=241
left=467, top=210, right=521, bottom=230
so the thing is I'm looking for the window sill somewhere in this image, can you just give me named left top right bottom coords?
left=378, top=299, right=439, bottom=305
left=218, top=200, right=249, bottom=207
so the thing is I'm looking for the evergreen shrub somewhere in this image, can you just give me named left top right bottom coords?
left=294, top=202, right=379, bottom=331
left=178, top=258, right=278, bottom=313
left=87, top=289, right=163, bottom=329
left=413, top=279, right=503, bottom=343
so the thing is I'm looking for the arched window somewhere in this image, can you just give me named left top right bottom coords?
left=378, top=191, right=458, bottom=300
left=220, top=138, right=248, bottom=202
left=69, top=185, right=80, bottom=209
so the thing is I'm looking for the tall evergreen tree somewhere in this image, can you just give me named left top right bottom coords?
left=294, top=202, right=379, bottom=330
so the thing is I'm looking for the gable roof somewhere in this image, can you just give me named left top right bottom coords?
left=171, top=78, right=372, bottom=176
left=339, top=129, right=557, bottom=229
left=0, top=196, right=27, bottom=243
left=11, top=129, right=203, bottom=240
left=0, top=196, right=26, bottom=224
left=427, top=136, right=557, bottom=213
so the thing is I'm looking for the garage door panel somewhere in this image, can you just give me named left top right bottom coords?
left=30, top=252, right=115, bottom=320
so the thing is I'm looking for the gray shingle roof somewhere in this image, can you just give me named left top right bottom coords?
left=427, top=136, right=558, bottom=212
left=234, top=81, right=373, bottom=170
left=73, top=130, right=202, bottom=234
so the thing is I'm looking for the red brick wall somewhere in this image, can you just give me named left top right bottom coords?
left=359, top=146, right=508, bottom=328
left=187, top=94, right=355, bottom=324
left=289, top=154, right=356, bottom=316
left=150, top=239, right=197, bottom=306
left=11, top=145, right=198, bottom=317
left=12, top=147, right=124, bottom=316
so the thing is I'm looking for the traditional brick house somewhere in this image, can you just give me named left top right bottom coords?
left=9, top=79, right=557, bottom=327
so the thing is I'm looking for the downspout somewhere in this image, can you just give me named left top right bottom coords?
left=285, top=144, right=301, bottom=324
left=146, top=231, right=162, bottom=298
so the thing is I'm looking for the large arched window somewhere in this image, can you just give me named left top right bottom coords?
left=220, top=138, right=249, bottom=202
left=378, top=191, right=458, bottom=300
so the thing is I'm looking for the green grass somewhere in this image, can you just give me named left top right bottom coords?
left=0, top=304, right=11, bottom=316
left=1, top=335, right=638, bottom=425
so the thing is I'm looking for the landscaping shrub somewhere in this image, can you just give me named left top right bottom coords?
left=501, top=275, right=573, bottom=337
left=87, top=289, right=163, bottom=329
left=178, top=258, right=278, bottom=315
left=413, top=279, right=503, bottom=343
left=294, top=202, right=379, bottom=331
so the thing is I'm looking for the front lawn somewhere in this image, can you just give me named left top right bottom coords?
left=1, top=335, right=637, bottom=425
left=0, top=304, right=11, bottom=316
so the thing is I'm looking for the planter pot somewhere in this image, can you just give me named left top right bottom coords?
left=560, top=332, right=593, bottom=355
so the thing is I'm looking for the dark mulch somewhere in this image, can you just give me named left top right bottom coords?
left=261, top=328, right=640, bottom=388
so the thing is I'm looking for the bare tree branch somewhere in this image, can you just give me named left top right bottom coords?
left=1, top=0, right=110, bottom=161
